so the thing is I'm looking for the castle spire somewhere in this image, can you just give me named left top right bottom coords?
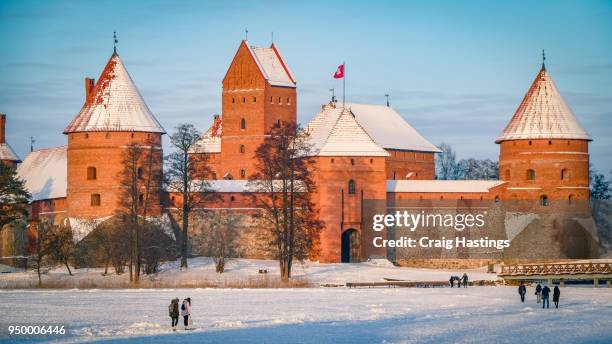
left=541, top=49, right=546, bottom=70
left=113, top=31, right=118, bottom=55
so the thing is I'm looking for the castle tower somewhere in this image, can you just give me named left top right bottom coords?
left=220, top=41, right=296, bottom=179
left=307, top=106, right=389, bottom=262
left=496, top=62, right=591, bottom=203
left=0, top=114, right=21, bottom=167
left=63, top=51, right=165, bottom=218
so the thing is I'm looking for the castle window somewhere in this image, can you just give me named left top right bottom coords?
left=87, top=167, right=97, bottom=180
left=232, top=97, right=235, bottom=103
left=230, top=196, right=236, bottom=202
left=440, top=196, right=444, bottom=200
left=240, top=145, right=245, bottom=154
left=138, top=194, right=144, bottom=206
left=331, top=158, right=335, bottom=163
left=91, top=194, right=101, bottom=207
left=287, top=97, right=291, bottom=105
left=505, top=169, right=510, bottom=180
left=242, top=97, right=246, bottom=103
left=240, top=169, right=246, bottom=179
left=275, top=119, right=281, bottom=128
left=540, top=195, right=549, bottom=207
left=241, top=118, right=246, bottom=129
left=131, top=133, right=135, bottom=138
left=568, top=194, right=574, bottom=205
left=278, top=96, right=281, bottom=104
left=393, top=171, right=396, bottom=180
left=348, top=180, right=356, bottom=194
left=137, top=167, right=144, bottom=179
left=211, top=172, right=217, bottom=179
left=548, top=140, right=552, bottom=145
left=370, top=158, right=374, bottom=164
left=561, top=169, right=569, bottom=181
left=350, top=159, right=355, bottom=166
left=495, top=196, right=500, bottom=203
left=253, top=96, right=257, bottom=103
left=527, top=169, right=535, bottom=181
left=85, top=133, right=89, bottom=139
left=528, top=141, right=532, bottom=145
left=270, top=96, right=273, bottom=104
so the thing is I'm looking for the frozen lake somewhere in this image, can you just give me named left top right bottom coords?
left=0, top=286, right=611, bottom=343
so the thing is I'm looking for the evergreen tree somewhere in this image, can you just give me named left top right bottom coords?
left=590, top=171, right=611, bottom=200
left=0, top=163, right=31, bottom=230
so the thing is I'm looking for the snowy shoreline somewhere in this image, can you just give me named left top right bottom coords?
left=0, top=257, right=499, bottom=289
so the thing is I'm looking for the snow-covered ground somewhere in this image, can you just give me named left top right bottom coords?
left=0, top=287, right=610, bottom=343
left=0, top=257, right=498, bottom=288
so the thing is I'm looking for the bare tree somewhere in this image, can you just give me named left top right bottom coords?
left=33, top=221, right=53, bottom=287
left=117, top=140, right=162, bottom=282
left=45, top=223, right=75, bottom=275
left=196, top=210, right=243, bottom=273
left=166, top=123, right=213, bottom=269
left=248, top=122, right=323, bottom=281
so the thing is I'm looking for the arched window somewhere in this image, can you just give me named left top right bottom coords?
left=91, top=194, right=101, bottom=207
left=527, top=169, right=536, bottom=181
left=495, top=196, right=500, bottom=203
left=239, top=145, right=245, bottom=154
left=540, top=195, right=549, bottom=207
left=505, top=169, right=510, bottom=180
left=87, top=167, right=97, bottom=180
left=348, top=180, right=356, bottom=194
left=350, top=159, right=355, bottom=166
left=232, top=97, right=235, bottom=103
left=568, top=194, right=574, bottom=205
left=253, top=96, right=257, bottom=103
left=242, top=97, right=246, bottom=103
left=241, top=118, right=246, bottom=129
left=270, top=96, right=273, bottom=104
left=240, top=169, right=246, bottom=179
left=287, top=97, right=291, bottom=105
left=561, top=169, right=569, bottom=180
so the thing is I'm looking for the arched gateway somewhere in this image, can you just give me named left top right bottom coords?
left=341, top=229, right=360, bottom=263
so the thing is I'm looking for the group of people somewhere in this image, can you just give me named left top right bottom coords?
left=168, top=297, right=192, bottom=331
left=449, top=273, right=469, bottom=288
left=518, top=282, right=561, bottom=308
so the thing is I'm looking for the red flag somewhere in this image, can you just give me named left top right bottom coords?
left=333, top=64, right=345, bottom=79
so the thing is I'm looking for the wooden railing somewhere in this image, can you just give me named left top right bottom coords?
left=499, top=262, right=612, bottom=276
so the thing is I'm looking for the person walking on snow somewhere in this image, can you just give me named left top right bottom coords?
left=449, top=276, right=454, bottom=288
left=535, top=283, right=542, bottom=303
left=169, top=298, right=179, bottom=331
left=518, top=282, right=527, bottom=302
left=181, top=297, right=192, bottom=330
left=553, top=285, right=561, bottom=308
left=541, top=284, right=551, bottom=309
left=462, top=273, right=468, bottom=288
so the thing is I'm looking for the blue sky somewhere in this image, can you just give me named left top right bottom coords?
left=1, top=0, right=611, bottom=174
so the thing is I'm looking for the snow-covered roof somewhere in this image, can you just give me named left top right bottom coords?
left=190, top=116, right=222, bottom=154
left=0, top=143, right=20, bottom=162
left=496, top=66, right=590, bottom=143
left=387, top=180, right=505, bottom=193
left=64, top=52, right=165, bottom=134
left=308, top=103, right=441, bottom=153
left=247, top=43, right=296, bottom=88
left=16, top=146, right=67, bottom=201
left=209, top=180, right=251, bottom=193
left=307, top=106, right=389, bottom=157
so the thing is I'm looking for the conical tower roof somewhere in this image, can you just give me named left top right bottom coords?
left=64, top=52, right=165, bottom=134
left=495, top=66, right=590, bottom=143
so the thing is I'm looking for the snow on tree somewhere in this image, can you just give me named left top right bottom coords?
left=434, top=143, right=498, bottom=180
left=435, top=143, right=458, bottom=180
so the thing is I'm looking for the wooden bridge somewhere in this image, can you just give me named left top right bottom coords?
left=499, top=262, right=612, bottom=287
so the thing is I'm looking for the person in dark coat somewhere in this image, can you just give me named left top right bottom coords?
left=541, top=284, right=551, bottom=309
left=462, top=273, right=468, bottom=288
left=169, top=298, right=179, bottom=331
left=553, top=285, right=561, bottom=308
left=518, top=282, right=527, bottom=302
left=535, top=283, right=542, bottom=303
left=449, top=276, right=454, bottom=288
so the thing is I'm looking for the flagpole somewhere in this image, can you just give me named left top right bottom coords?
left=342, top=61, right=346, bottom=108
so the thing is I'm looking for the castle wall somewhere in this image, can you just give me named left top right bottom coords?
left=385, top=149, right=435, bottom=180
